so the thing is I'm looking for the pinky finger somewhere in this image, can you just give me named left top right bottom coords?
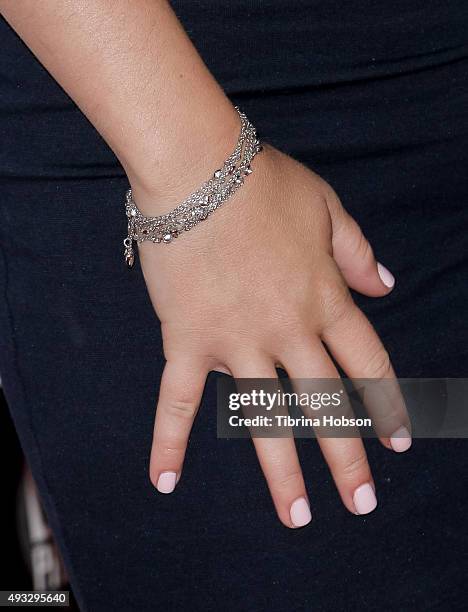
left=149, top=358, right=207, bottom=494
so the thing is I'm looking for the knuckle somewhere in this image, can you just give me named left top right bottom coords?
left=320, top=278, right=353, bottom=324
left=341, top=452, right=369, bottom=480
left=164, top=398, right=198, bottom=420
left=271, top=469, right=303, bottom=492
left=364, top=347, right=392, bottom=379
left=373, top=406, right=406, bottom=437
left=353, top=229, right=373, bottom=262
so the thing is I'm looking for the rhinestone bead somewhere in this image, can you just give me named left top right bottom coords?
left=163, top=234, right=172, bottom=243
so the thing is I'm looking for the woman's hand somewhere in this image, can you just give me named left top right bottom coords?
left=140, top=144, right=411, bottom=528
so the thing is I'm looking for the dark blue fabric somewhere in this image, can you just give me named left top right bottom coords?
left=0, top=2, right=467, bottom=610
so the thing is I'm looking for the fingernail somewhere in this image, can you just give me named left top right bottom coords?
left=290, top=497, right=312, bottom=527
left=390, top=426, right=412, bottom=452
left=353, top=483, right=377, bottom=515
left=377, top=262, right=395, bottom=288
left=156, top=471, right=177, bottom=494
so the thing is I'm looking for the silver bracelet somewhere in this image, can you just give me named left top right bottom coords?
left=123, top=107, right=262, bottom=267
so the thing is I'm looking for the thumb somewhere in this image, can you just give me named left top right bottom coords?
left=326, top=190, right=395, bottom=297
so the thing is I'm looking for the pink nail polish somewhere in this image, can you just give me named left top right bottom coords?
left=377, top=262, right=395, bottom=288
left=353, top=483, right=377, bottom=515
left=390, top=426, right=412, bottom=452
left=290, top=497, right=312, bottom=527
left=156, top=471, right=177, bottom=494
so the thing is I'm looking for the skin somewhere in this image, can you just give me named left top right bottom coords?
left=1, top=0, right=411, bottom=528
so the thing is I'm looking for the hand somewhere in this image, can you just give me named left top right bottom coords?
left=0, top=0, right=410, bottom=528
left=140, top=144, right=411, bottom=528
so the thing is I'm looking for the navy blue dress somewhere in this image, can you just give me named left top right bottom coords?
left=0, top=2, right=467, bottom=610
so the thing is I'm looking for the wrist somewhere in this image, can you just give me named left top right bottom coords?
left=125, top=101, right=241, bottom=216
left=123, top=107, right=263, bottom=263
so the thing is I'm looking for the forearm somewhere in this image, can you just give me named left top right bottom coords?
left=0, top=0, right=238, bottom=212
